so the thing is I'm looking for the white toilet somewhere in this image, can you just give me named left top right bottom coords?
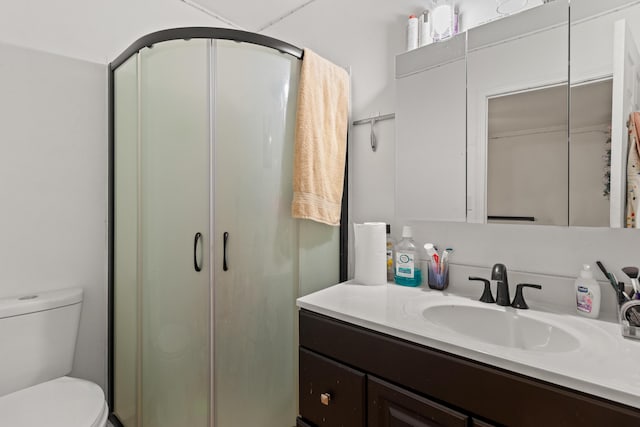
left=0, top=288, right=108, bottom=427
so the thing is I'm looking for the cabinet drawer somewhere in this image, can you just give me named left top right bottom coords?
left=368, top=376, right=469, bottom=427
left=472, top=419, right=497, bottom=427
left=299, top=348, right=366, bottom=427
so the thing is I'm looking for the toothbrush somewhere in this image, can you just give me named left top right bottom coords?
left=609, top=273, right=636, bottom=301
left=440, top=247, right=453, bottom=272
left=424, top=243, right=439, bottom=274
left=618, top=282, right=632, bottom=302
left=613, top=274, right=633, bottom=301
left=596, top=261, right=624, bottom=301
left=622, top=266, right=639, bottom=298
left=424, top=243, right=437, bottom=258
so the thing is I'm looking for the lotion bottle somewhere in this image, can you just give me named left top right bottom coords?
left=575, top=264, right=601, bottom=318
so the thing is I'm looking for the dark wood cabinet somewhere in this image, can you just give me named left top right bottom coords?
left=298, top=309, right=640, bottom=427
left=299, top=347, right=366, bottom=427
left=296, top=418, right=315, bottom=427
left=368, top=376, right=468, bottom=427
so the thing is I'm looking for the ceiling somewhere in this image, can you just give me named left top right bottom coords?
left=183, top=0, right=319, bottom=31
left=184, top=0, right=546, bottom=33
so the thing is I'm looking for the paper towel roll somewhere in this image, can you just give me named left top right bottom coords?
left=354, top=222, right=387, bottom=285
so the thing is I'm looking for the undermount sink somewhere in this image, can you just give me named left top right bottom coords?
left=422, top=304, right=580, bottom=353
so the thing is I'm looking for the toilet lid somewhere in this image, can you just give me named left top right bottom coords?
left=0, top=376, right=107, bottom=427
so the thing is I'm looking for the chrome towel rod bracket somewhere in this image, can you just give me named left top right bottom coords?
left=352, top=113, right=395, bottom=152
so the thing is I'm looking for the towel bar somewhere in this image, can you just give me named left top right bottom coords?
left=353, top=113, right=395, bottom=152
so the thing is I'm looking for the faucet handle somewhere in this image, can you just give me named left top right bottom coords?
left=511, top=283, right=542, bottom=309
left=468, top=276, right=495, bottom=303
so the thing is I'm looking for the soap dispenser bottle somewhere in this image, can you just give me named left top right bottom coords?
left=575, top=264, right=601, bottom=318
left=394, top=226, right=422, bottom=287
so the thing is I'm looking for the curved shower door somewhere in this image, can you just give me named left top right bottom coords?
left=113, top=53, right=139, bottom=427
left=212, top=40, right=301, bottom=427
left=139, top=39, right=211, bottom=427
left=112, top=31, right=341, bottom=427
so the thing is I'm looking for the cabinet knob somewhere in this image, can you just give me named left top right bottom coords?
left=320, top=392, right=331, bottom=406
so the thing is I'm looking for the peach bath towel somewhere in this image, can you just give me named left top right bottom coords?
left=292, top=48, right=349, bottom=226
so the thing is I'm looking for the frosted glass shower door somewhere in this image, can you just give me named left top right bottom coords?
left=113, top=54, right=139, bottom=427
left=213, top=40, right=300, bottom=427
left=139, top=39, right=210, bottom=427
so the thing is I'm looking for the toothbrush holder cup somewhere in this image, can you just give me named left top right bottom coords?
left=427, top=258, right=449, bottom=290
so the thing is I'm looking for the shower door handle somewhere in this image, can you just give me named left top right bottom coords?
left=194, top=232, right=203, bottom=272
left=223, top=232, right=229, bottom=271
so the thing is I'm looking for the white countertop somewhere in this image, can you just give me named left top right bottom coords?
left=297, top=281, right=640, bottom=409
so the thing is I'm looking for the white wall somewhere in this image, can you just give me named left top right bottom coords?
left=0, top=41, right=107, bottom=389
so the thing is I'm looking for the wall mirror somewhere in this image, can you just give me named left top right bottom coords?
left=483, top=79, right=612, bottom=227
left=466, top=0, right=571, bottom=225
left=471, top=0, right=640, bottom=228
left=486, top=84, right=569, bottom=226
left=570, top=0, right=640, bottom=228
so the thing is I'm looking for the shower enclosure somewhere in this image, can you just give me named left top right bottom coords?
left=109, top=28, right=346, bottom=427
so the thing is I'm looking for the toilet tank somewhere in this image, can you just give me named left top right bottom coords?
left=0, top=288, right=83, bottom=397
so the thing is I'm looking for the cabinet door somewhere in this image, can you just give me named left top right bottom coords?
left=395, top=35, right=467, bottom=222
left=368, top=376, right=468, bottom=427
left=299, top=348, right=366, bottom=427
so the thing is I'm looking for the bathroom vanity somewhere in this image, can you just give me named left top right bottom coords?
left=296, top=283, right=640, bottom=427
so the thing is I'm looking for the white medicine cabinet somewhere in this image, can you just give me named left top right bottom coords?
left=395, top=0, right=640, bottom=228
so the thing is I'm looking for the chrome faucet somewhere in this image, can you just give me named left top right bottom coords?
left=491, top=263, right=510, bottom=306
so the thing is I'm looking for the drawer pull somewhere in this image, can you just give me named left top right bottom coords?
left=320, top=393, right=331, bottom=406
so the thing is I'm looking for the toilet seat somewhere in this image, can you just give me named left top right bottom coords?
left=0, top=376, right=108, bottom=427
